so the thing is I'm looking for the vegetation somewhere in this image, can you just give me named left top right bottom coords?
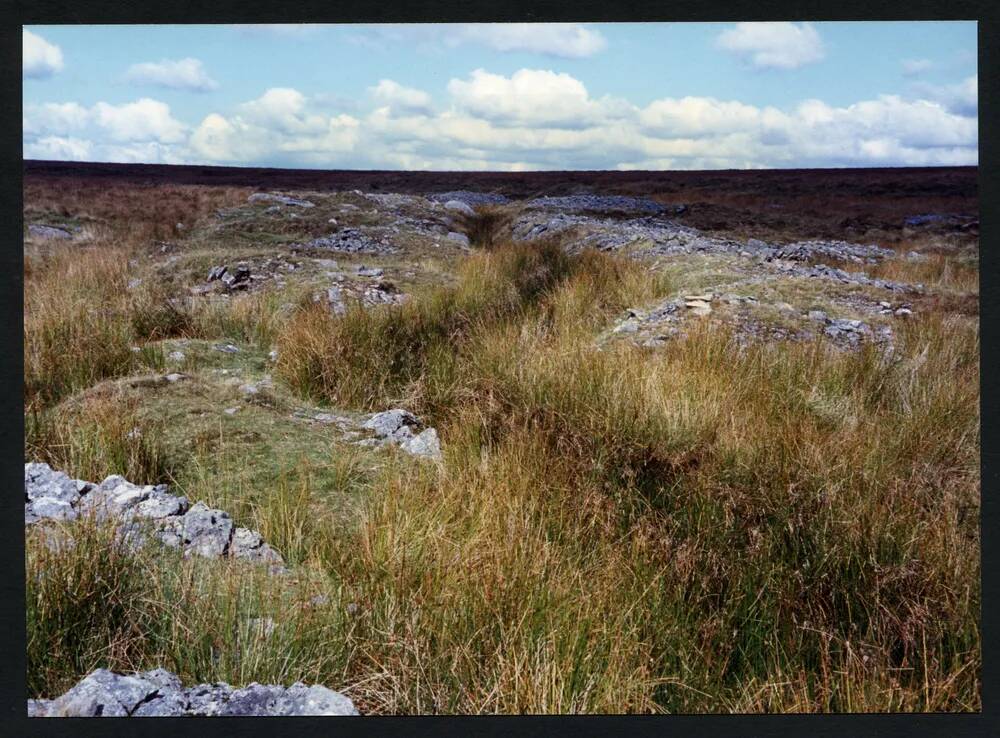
left=23, top=176, right=980, bottom=713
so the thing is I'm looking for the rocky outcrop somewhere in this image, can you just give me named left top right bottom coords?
left=29, top=668, right=358, bottom=717
left=25, top=464, right=284, bottom=569
left=359, top=409, right=442, bottom=460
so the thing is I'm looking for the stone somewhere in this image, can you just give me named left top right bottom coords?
left=168, top=351, right=186, bottom=362
left=248, top=193, right=315, bottom=208
left=223, top=407, right=240, bottom=415
left=807, top=310, right=829, bottom=323
left=135, top=489, right=189, bottom=520
left=894, top=307, right=913, bottom=317
left=28, top=224, right=73, bottom=240
left=181, top=502, right=234, bottom=558
left=356, top=265, right=384, bottom=278
left=214, top=343, right=240, bottom=353
left=684, top=300, right=712, bottom=316
left=446, top=231, right=471, bottom=247
left=165, top=373, right=185, bottom=383
left=207, top=265, right=227, bottom=282
left=443, top=200, right=475, bottom=217
left=31, top=668, right=358, bottom=717
left=29, top=497, right=77, bottom=522
left=25, top=463, right=80, bottom=504
left=400, top=428, right=443, bottom=461
left=613, top=319, right=640, bottom=334
left=363, top=409, right=421, bottom=440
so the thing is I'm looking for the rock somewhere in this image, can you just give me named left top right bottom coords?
left=167, top=351, right=186, bottom=362
left=268, top=349, right=279, bottom=361
left=299, top=229, right=395, bottom=255
left=221, top=265, right=250, bottom=290
left=165, top=373, right=185, bottom=383
left=613, top=319, right=640, bottom=334
left=214, top=343, right=240, bottom=353
left=25, top=463, right=81, bottom=504
left=135, top=489, right=188, bottom=520
left=29, top=497, right=78, bottom=522
left=30, top=668, right=358, bottom=717
left=181, top=502, right=234, bottom=558
left=400, top=428, right=442, bottom=460
left=223, top=407, right=240, bottom=415
left=248, top=193, right=315, bottom=208
left=894, top=307, right=913, bottom=317
left=446, top=231, right=471, bottom=247
left=807, top=310, right=828, bottom=323
left=356, top=265, right=384, bottom=277
left=363, top=409, right=421, bottom=441
left=684, top=300, right=712, bottom=316
left=239, top=383, right=260, bottom=396
left=443, top=200, right=475, bottom=217
left=28, top=224, right=73, bottom=240
left=207, top=265, right=227, bottom=282
left=683, top=293, right=713, bottom=302
left=230, top=527, right=283, bottom=564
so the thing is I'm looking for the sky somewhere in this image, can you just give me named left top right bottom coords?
left=23, top=22, right=978, bottom=171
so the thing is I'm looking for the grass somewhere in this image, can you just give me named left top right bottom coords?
left=23, top=177, right=980, bottom=713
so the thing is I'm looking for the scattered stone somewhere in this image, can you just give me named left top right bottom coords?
left=430, top=191, right=509, bottom=206
left=807, top=310, right=828, bottom=323
left=28, top=668, right=358, bottom=717
left=248, top=193, right=315, bottom=208
left=356, top=265, right=384, bottom=277
left=685, top=300, right=712, bottom=316
left=167, top=351, right=186, bottom=362
left=164, top=373, right=185, bottom=383
left=207, top=265, right=227, bottom=282
left=223, top=407, right=240, bottom=415
left=894, top=307, right=913, bottom=317
left=298, top=229, right=396, bottom=255
left=525, top=195, right=666, bottom=215
left=214, top=343, right=240, bottom=354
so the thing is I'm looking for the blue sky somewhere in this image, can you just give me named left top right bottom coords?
left=23, top=22, right=978, bottom=170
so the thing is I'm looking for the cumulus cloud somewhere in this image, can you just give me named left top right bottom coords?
left=22, top=68, right=978, bottom=170
left=189, top=88, right=360, bottom=165
left=23, top=30, right=64, bottom=79
left=125, top=58, right=218, bottom=92
left=447, top=68, right=628, bottom=128
left=369, top=80, right=434, bottom=115
left=716, top=22, right=825, bottom=70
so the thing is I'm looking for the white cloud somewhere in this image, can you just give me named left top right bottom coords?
left=446, top=68, right=628, bottom=128
left=23, top=30, right=64, bottom=79
left=189, top=89, right=360, bottom=165
left=450, top=24, right=607, bottom=58
left=912, top=75, right=978, bottom=116
left=902, top=58, right=934, bottom=77
left=369, top=80, right=433, bottom=115
left=716, top=22, right=825, bottom=70
left=92, top=99, right=187, bottom=142
left=126, top=58, right=218, bottom=92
